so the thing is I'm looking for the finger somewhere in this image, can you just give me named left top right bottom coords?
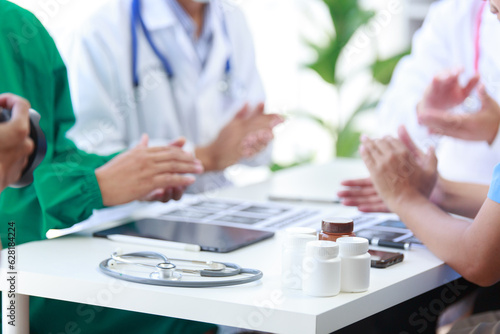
left=172, top=186, right=184, bottom=201
left=360, top=144, right=376, bottom=170
left=138, top=134, right=149, bottom=147
left=155, top=161, right=204, bottom=174
left=398, top=125, right=421, bottom=157
left=337, top=187, right=378, bottom=199
left=235, top=103, right=250, bottom=120
left=159, top=187, right=174, bottom=203
left=169, top=137, right=186, bottom=148
left=340, top=177, right=373, bottom=187
left=372, top=137, right=392, bottom=158
left=0, top=93, right=30, bottom=111
left=478, top=84, right=498, bottom=111
left=152, top=174, right=196, bottom=189
left=269, top=114, right=284, bottom=128
left=252, top=102, right=265, bottom=116
left=358, top=203, right=391, bottom=213
left=425, top=146, right=438, bottom=169
left=463, top=75, right=480, bottom=96
left=150, top=148, right=199, bottom=163
left=361, top=136, right=384, bottom=159
left=341, top=194, right=384, bottom=207
left=0, top=96, right=31, bottom=142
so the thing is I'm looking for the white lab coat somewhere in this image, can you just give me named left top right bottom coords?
left=60, top=0, right=267, bottom=193
left=378, top=0, right=500, bottom=184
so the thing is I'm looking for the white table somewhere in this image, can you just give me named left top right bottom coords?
left=0, top=159, right=460, bottom=334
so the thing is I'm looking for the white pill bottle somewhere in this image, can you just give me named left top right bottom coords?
left=302, top=240, right=341, bottom=297
left=337, top=237, right=370, bottom=293
left=281, top=232, right=317, bottom=289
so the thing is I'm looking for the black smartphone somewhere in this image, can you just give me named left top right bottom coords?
left=368, top=250, right=404, bottom=268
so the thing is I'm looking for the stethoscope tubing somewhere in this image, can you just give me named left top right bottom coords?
left=99, top=259, right=263, bottom=288
left=131, top=0, right=231, bottom=87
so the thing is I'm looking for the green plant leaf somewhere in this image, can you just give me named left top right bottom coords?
left=307, top=0, right=375, bottom=85
left=336, top=98, right=378, bottom=157
left=371, top=49, right=410, bottom=85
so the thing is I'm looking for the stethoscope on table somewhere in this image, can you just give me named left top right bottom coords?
left=130, top=0, right=232, bottom=93
left=99, top=250, right=263, bottom=288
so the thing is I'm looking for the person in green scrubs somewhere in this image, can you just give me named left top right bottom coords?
left=0, top=1, right=216, bottom=333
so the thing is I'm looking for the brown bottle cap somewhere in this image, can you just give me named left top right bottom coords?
left=321, top=218, right=354, bottom=234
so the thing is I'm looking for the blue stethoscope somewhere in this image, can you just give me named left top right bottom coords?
left=130, top=0, right=232, bottom=89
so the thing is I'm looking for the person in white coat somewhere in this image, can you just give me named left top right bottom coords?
left=338, top=0, right=500, bottom=212
left=61, top=0, right=282, bottom=193
left=379, top=0, right=500, bottom=185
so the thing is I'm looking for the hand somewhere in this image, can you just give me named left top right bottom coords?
left=0, top=94, right=34, bottom=192
left=418, top=85, right=500, bottom=144
left=337, top=178, right=391, bottom=213
left=359, top=126, right=438, bottom=210
left=96, top=135, right=203, bottom=206
left=418, top=69, right=479, bottom=112
left=195, top=103, right=283, bottom=171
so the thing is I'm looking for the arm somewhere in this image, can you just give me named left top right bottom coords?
left=360, top=132, right=500, bottom=287
left=432, top=177, right=488, bottom=218
left=35, top=48, right=202, bottom=229
left=391, top=190, right=500, bottom=287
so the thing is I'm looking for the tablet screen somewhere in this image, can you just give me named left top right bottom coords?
left=93, top=218, right=275, bottom=253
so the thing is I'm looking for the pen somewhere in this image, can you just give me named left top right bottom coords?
left=370, top=238, right=411, bottom=250
left=268, top=195, right=341, bottom=204
left=106, top=234, right=201, bottom=252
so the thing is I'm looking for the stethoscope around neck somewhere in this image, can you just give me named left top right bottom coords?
left=130, top=0, right=232, bottom=89
left=99, top=250, right=263, bottom=288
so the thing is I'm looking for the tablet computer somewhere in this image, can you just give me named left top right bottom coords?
left=93, top=218, right=275, bottom=253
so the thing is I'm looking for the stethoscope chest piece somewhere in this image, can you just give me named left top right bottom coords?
left=151, top=263, right=182, bottom=281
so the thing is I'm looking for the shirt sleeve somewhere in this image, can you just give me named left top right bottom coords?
left=487, top=164, right=500, bottom=204
left=33, top=50, right=115, bottom=231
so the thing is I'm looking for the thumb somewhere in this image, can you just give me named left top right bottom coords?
left=169, top=137, right=186, bottom=148
left=235, top=103, right=250, bottom=120
left=478, top=84, right=494, bottom=108
left=463, top=74, right=480, bottom=96
left=138, top=134, right=149, bottom=147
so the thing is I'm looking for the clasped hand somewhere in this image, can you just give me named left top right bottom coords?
left=195, top=103, right=284, bottom=171
left=338, top=126, right=438, bottom=212
left=96, top=135, right=203, bottom=206
left=417, top=70, right=500, bottom=144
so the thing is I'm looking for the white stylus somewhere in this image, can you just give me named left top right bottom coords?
left=106, top=234, right=201, bottom=252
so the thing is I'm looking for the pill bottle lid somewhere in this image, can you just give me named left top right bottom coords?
left=285, top=227, right=317, bottom=237
left=306, top=240, right=339, bottom=260
left=336, top=237, right=369, bottom=256
left=284, top=234, right=317, bottom=250
left=321, top=218, right=354, bottom=234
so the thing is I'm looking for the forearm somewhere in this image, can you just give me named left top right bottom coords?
left=434, top=178, right=488, bottom=218
left=390, top=191, right=473, bottom=278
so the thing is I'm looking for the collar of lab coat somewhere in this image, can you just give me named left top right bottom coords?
left=141, top=0, right=177, bottom=31
left=141, top=0, right=232, bottom=87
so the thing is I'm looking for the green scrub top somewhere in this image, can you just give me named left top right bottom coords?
left=0, top=1, right=216, bottom=333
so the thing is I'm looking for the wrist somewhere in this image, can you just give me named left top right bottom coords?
left=95, top=167, right=112, bottom=207
left=386, top=187, right=423, bottom=213
left=195, top=146, right=217, bottom=172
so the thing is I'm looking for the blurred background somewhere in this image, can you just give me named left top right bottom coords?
left=10, top=0, right=436, bottom=181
